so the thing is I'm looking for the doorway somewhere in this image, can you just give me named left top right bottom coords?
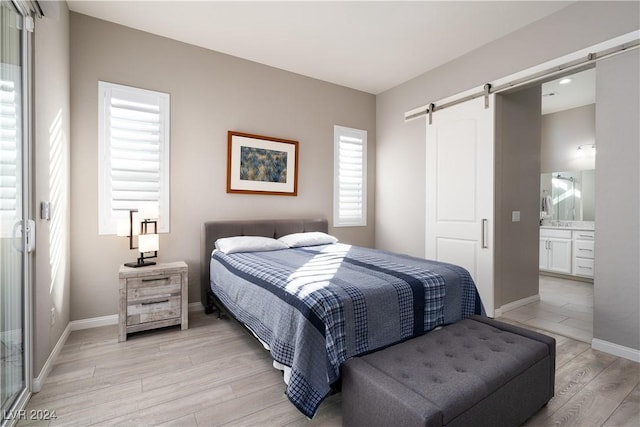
left=502, top=69, right=596, bottom=343
left=496, top=70, right=595, bottom=342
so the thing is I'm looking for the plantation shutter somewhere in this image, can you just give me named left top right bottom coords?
left=0, top=70, right=20, bottom=237
left=98, top=82, right=170, bottom=234
left=334, top=126, right=367, bottom=227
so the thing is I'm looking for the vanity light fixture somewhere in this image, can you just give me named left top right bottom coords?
left=577, top=144, right=596, bottom=156
left=559, top=78, right=572, bottom=85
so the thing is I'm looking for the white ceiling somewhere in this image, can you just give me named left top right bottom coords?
left=66, top=0, right=574, bottom=94
left=541, top=68, right=596, bottom=115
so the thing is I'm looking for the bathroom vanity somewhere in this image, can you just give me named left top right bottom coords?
left=540, top=170, right=595, bottom=280
left=539, top=224, right=594, bottom=279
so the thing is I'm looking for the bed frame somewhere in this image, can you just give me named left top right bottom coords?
left=200, top=218, right=328, bottom=313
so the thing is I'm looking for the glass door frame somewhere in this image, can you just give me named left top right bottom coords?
left=1, top=0, right=34, bottom=424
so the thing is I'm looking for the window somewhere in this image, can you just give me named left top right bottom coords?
left=334, top=125, right=367, bottom=227
left=98, top=81, right=170, bottom=234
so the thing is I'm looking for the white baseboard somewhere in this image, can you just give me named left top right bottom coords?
left=32, top=322, right=71, bottom=393
left=592, top=338, right=640, bottom=363
left=69, top=314, right=118, bottom=331
left=494, top=294, right=540, bottom=318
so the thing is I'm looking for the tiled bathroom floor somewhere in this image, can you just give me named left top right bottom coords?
left=501, top=275, right=593, bottom=343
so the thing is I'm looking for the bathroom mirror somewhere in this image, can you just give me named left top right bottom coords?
left=540, top=169, right=595, bottom=221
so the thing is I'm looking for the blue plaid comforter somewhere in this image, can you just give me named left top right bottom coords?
left=210, top=243, right=483, bottom=418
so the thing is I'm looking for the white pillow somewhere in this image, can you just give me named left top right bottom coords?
left=215, top=236, right=288, bottom=254
left=278, top=232, right=338, bottom=248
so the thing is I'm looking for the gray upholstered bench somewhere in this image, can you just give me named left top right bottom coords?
left=342, top=315, right=555, bottom=427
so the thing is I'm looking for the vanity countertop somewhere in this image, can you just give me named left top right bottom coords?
left=540, top=225, right=595, bottom=232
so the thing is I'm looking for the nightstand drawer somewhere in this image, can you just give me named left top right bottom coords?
left=127, top=295, right=181, bottom=326
left=127, top=274, right=182, bottom=300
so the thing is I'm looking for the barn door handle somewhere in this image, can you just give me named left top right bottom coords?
left=481, top=219, right=488, bottom=249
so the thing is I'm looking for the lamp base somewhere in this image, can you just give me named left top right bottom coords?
left=124, top=260, right=157, bottom=268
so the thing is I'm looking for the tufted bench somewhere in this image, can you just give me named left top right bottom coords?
left=342, top=315, right=555, bottom=427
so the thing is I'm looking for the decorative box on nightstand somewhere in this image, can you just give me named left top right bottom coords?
left=118, top=261, right=188, bottom=342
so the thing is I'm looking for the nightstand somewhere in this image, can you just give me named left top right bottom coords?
left=118, top=261, right=188, bottom=342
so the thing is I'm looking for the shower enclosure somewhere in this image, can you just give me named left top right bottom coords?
left=540, top=170, right=595, bottom=222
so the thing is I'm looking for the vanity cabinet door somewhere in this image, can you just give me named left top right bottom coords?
left=547, top=238, right=572, bottom=274
left=540, top=229, right=572, bottom=274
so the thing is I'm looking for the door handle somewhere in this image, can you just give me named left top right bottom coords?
left=26, top=219, right=35, bottom=253
left=13, top=220, right=36, bottom=253
left=481, top=219, right=488, bottom=249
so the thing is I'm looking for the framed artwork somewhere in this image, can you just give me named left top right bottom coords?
left=227, top=131, right=299, bottom=196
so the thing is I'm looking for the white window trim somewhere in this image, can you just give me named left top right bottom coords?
left=333, top=125, right=367, bottom=227
left=98, top=81, right=170, bottom=235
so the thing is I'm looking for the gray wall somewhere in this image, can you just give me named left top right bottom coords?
left=594, top=49, right=640, bottom=351
left=375, top=1, right=639, bottom=353
left=494, top=86, right=541, bottom=308
left=541, top=104, right=596, bottom=173
left=33, top=2, right=70, bottom=378
left=69, top=13, right=376, bottom=320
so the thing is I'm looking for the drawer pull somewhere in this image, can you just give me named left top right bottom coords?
left=578, top=266, right=593, bottom=270
left=578, top=248, right=593, bottom=252
left=141, top=299, right=169, bottom=305
left=142, top=277, right=169, bottom=283
left=578, top=234, right=593, bottom=238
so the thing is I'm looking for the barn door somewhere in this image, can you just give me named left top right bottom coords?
left=425, top=95, right=495, bottom=316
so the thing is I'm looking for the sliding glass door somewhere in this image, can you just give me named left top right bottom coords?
left=1, top=0, right=30, bottom=422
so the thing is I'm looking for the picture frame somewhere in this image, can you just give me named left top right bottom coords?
left=227, top=131, right=299, bottom=196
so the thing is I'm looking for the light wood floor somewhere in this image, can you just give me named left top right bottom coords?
left=502, top=275, right=594, bottom=343
left=20, top=310, right=639, bottom=426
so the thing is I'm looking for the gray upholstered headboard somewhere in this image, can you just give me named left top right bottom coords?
left=200, top=218, right=328, bottom=310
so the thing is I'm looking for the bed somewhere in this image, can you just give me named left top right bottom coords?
left=200, top=218, right=484, bottom=418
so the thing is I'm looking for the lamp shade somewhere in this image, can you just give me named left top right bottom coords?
left=138, top=233, right=159, bottom=253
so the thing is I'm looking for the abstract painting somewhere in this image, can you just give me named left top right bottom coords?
left=227, top=131, right=298, bottom=195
